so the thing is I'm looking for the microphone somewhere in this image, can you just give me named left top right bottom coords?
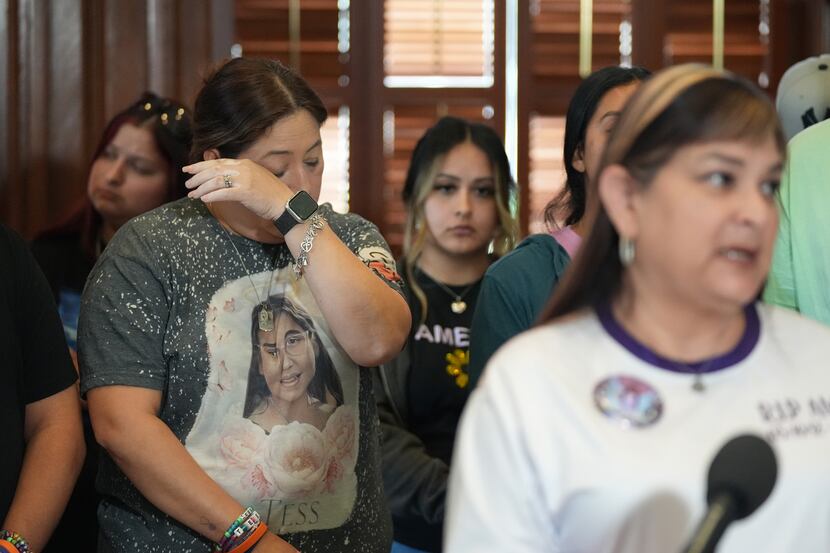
left=682, top=434, right=777, bottom=553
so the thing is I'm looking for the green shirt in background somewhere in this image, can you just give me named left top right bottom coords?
left=468, top=234, right=571, bottom=387
left=764, top=119, right=830, bottom=326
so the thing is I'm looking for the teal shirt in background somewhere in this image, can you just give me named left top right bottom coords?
left=764, top=119, right=830, bottom=326
left=468, top=234, right=572, bottom=387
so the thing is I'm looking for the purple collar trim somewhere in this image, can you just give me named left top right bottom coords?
left=596, top=302, right=760, bottom=374
left=550, top=226, right=582, bottom=258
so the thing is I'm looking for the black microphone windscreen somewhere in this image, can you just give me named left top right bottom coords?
left=706, top=434, right=777, bottom=520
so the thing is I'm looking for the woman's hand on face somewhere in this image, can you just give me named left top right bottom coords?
left=183, top=159, right=292, bottom=221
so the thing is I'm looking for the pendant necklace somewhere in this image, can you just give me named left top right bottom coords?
left=219, top=223, right=279, bottom=332
left=419, top=269, right=477, bottom=314
left=690, top=360, right=711, bottom=393
left=692, top=371, right=705, bottom=393
left=675, top=358, right=710, bottom=393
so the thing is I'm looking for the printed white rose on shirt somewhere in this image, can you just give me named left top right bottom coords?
left=266, top=422, right=330, bottom=498
left=219, top=418, right=266, bottom=466
left=324, top=405, right=358, bottom=472
left=237, top=463, right=276, bottom=505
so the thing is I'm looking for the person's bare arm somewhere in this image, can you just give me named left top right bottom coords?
left=184, top=158, right=411, bottom=367
left=88, top=386, right=297, bottom=552
left=287, top=223, right=410, bottom=366
left=2, top=386, right=85, bottom=552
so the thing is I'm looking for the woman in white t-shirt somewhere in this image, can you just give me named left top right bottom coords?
left=445, top=64, right=830, bottom=553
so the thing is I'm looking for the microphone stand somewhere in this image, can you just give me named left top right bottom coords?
left=683, top=493, right=738, bottom=553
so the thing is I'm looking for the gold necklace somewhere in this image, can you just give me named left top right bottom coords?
left=418, top=268, right=478, bottom=314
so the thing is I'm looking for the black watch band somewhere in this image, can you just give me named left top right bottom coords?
left=273, top=190, right=319, bottom=235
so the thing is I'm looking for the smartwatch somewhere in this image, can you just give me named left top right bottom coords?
left=273, top=190, right=319, bottom=235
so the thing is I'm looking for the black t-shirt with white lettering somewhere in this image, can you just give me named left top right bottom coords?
left=407, top=270, right=482, bottom=465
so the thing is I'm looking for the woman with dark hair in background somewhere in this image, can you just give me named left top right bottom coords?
left=79, top=57, right=409, bottom=553
left=32, top=92, right=193, bottom=357
left=29, top=92, right=192, bottom=552
left=446, top=64, right=830, bottom=553
left=467, top=66, right=649, bottom=385
left=375, top=116, right=517, bottom=553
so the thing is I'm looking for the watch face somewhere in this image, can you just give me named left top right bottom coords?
left=288, top=190, right=319, bottom=220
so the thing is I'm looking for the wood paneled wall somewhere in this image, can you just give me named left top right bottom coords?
left=1, top=0, right=827, bottom=240
left=0, top=0, right=233, bottom=237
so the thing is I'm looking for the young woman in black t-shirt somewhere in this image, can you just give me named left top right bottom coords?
left=375, top=116, right=518, bottom=553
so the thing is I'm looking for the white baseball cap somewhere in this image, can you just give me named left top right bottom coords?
left=776, top=54, right=830, bottom=141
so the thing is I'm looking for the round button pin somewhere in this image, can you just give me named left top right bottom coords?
left=594, top=374, right=664, bottom=429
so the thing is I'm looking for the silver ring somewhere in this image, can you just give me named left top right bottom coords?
left=222, top=174, right=233, bottom=188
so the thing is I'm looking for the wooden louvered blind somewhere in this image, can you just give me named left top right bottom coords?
left=319, top=108, right=350, bottom=213
left=665, top=0, right=767, bottom=85
left=234, top=0, right=344, bottom=91
left=528, top=115, right=566, bottom=234
left=532, top=0, right=631, bottom=85
left=384, top=0, right=495, bottom=84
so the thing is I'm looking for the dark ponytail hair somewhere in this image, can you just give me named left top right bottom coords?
left=191, top=57, right=328, bottom=162
left=544, top=65, right=650, bottom=229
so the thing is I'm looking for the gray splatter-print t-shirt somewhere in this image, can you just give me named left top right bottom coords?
left=79, top=199, right=401, bottom=553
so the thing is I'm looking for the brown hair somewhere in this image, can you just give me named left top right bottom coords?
left=538, top=64, right=786, bottom=324
left=190, top=58, right=327, bottom=162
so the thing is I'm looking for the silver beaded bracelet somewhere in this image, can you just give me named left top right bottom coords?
left=294, top=213, right=326, bottom=279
